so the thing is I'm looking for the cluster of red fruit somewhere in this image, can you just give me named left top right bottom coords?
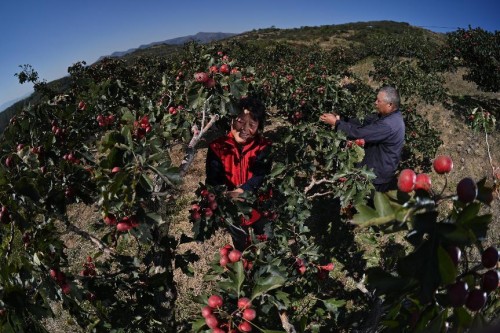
left=80, top=256, right=97, bottom=277
left=62, top=152, right=82, bottom=165
left=103, top=213, right=140, bottom=232
left=191, top=189, right=218, bottom=221
left=49, top=268, right=71, bottom=294
left=294, top=257, right=334, bottom=279
left=346, top=138, right=365, bottom=148
left=51, top=120, right=66, bottom=139
left=96, top=113, right=116, bottom=127
left=133, top=115, right=151, bottom=139
left=446, top=246, right=499, bottom=311
left=201, top=294, right=256, bottom=332
left=398, top=155, right=480, bottom=203
left=167, top=104, right=184, bottom=115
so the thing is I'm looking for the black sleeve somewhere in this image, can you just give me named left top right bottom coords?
left=240, top=145, right=272, bottom=192
left=205, top=146, right=226, bottom=186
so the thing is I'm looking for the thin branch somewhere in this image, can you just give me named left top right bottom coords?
left=63, top=219, right=116, bottom=256
left=304, top=177, right=336, bottom=194
left=307, top=190, right=334, bottom=199
left=279, top=311, right=297, bottom=333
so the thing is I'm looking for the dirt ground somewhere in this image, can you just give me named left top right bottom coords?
left=44, top=68, right=500, bottom=331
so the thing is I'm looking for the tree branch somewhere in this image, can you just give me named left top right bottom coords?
left=4, top=221, right=15, bottom=260
left=304, top=177, right=336, bottom=194
left=63, top=219, right=116, bottom=256
left=279, top=310, right=297, bottom=333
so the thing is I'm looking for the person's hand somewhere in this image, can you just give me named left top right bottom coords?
left=319, top=113, right=340, bottom=126
left=225, top=188, right=244, bottom=201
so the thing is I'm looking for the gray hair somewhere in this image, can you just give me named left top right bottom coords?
left=379, top=86, right=400, bottom=109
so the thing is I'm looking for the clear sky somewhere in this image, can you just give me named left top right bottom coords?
left=1, top=0, right=498, bottom=110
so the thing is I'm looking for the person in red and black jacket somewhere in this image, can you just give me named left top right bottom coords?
left=206, top=97, right=272, bottom=251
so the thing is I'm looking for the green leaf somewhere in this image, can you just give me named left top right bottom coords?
left=373, top=192, right=394, bottom=216
left=437, top=245, right=457, bottom=285
left=269, top=162, right=286, bottom=177
left=456, top=202, right=481, bottom=225
left=251, top=275, right=286, bottom=300
left=352, top=204, right=378, bottom=224
left=322, top=298, right=346, bottom=312
left=191, top=318, right=206, bottom=332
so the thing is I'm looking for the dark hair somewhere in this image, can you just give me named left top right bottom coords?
left=379, top=86, right=400, bottom=109
left=238, top=96, right=266, bottom=130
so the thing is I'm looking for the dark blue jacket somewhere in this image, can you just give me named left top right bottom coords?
left=336, top=110, right=405, bottom=185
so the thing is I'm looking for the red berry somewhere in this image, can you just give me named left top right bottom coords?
left=103, top=214, right=117, bottom=226
left=194, top=72, right=209, bottom=83
left=220, top=64, right=230, bottom=74
left=61, top=283, right=71, bottom=295
left=205, top=315, right=219, bottom=329
left=204, top=77, right=216, bottom=88
left=111, top=166, right=121, bottom=173
left=397, top=169, right=416, bottom=193
left=298, top=265, right=306, bottom=275
left=201, top=305, right=213, bottom=318
left=204, top=208, right=213, bottom=218
left=208, top=294, right=223, bottom=308
left=116, top=221, right=133, bottom=232
left=414, top=173, right=432, bottom=191
left=237, top=297, right=251, bottom=309
left=228, top=250, right=242, bottom=263
left=481, top=270, right=500, bottom=292
left=433, top=155, right=453, bottom=174
left=481, top=247, right=499, bottom=268
left=239, top=321, right=252, bottom=332
left=219, top=255, right=229, bottom=267
left=456, top=177, right=477, bottom=203
left=354, top=138, right=365, bottom=147
left=465, top=289, right=487, bottom=311
left=242, top=308, right=257, bottom=321
left=219, top=244, right=232, bottom=256
left=447, top=280, right=468, bottom=307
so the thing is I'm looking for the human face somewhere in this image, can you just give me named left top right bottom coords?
left=375, top=91, right=394, bottom=115
left=230, top=111, right=259, bottom=144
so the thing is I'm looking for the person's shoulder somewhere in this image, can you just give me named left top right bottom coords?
left=210, top=135, right=232, bottom=149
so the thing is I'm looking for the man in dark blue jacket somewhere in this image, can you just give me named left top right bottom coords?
left=319, top=86, right=405, bottom=192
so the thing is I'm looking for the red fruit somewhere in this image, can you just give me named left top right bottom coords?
left=168, top=106, right=177, bottom=115
left=219, top=244, right=233, bottom=256
left=49, top=269, right=58, bottom=279
left=446, top=246, right=462, bottom=267
left=116, top=221, right=133, bottom=232
left=201, top=305, right=213, bottom=318
left=61, top=283, right=71, bottom=295
left=17, top=143, right=25, bottom=151
left=228, top=250, right=242, bottom=263
left=465, top=289, right=487, bottom=311
left=205, top=315, right=219, bottom=329
left=219, top=255, right=229, bottom=267
left=5, top=156, right=13, bottom=168
left=243, top=308, right=257, bottom=321
left=481, top=247, right=499, bottom=268
left=481, top=270, right=500, bottom=292
left=355, top=138, right=365, bottom=147
left=191, top=211, right=201, bottom=220
left=213, top=328, right=225, bottom=333
left=204, top=208, right=213, bottom=218
left=447, top=280, right=468, bottom=307
left=433, top=155, right=453, bottom=174
left=456, top=177, right=477, bottom=203
left=104, top=214, right=117, bottom=226
left=414, top=173, right=432, bottom=191
left=220, top=64, right=230, bottom=74
left=319, top=263, right=335, bottom=271
left=298, top=265, right=306, bottom=275
left=208, top=193, right=216, bottom=202
left=111, top=166, right=121, bottom=173
left=77, top=101, right=86, bottom=110
left=204, top=78, right=216, bottom=88
left=209, top=65, right=218, bottom=73
left=209, top=201, right=218, bottom=210
left=238, top=321, right=252, bottom=332
left=201, top=189, right=209, bottom=197
left=398, top=169, right=416, bottom=193
left=237, top=297, right=251, bottom=309
left=194, top=72, right=209, bottom=83
left=208, top=294, right=223, bottom=308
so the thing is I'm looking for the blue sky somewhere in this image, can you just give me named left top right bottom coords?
left=1, top=0, right=498, bottom=110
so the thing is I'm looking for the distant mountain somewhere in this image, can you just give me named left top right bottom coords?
left=102, top=32, right=237, bottom=59
left=0, top=92, right=32, bottom=113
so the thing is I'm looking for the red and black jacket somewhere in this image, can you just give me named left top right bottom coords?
left=206, top=133, right=272, bottom=225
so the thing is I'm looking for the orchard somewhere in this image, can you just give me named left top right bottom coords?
left=0, top=24, right=499, bottom=333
